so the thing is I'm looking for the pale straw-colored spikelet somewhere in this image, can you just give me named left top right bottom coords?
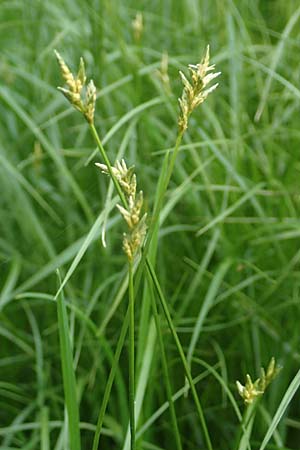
left=96, top=159, right=137, bottom=198
left=236, top=357, right=281, bottom=405
left=155, top=51, right=171, bottom=94
left=96, top=160, right=147, bottom=261
left=54, top=50, right=76, bottom=91
left=132, top=12, right=143, bottom=42
left=178, top=45, right=221, bottom=132
left=55, top=50, right=96, bottom=124
left=85, top=79, right=97, bottom=124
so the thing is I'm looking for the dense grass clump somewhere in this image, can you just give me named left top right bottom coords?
left=1, top=1, right=300, bottom=449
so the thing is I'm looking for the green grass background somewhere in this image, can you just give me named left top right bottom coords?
left=1, top=0, right=300, bottom=448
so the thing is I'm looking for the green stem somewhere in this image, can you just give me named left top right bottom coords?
left=145, top=258, right=213, bottom=450
left=235, top=401, right=257, bottom=450
left=147, top=132, right=183, bottom=247
left=92, top=307, right=129, bottom=450
left=164, top=131, right=184, bottom=193
left=128, top=260, right=136, bottom=450
left=146, top=273, right=182, bottom=450
left=131, top=131, right=183, bottom=294
left=90, top=123, right=128, bottom=209
left=56, top=271, right=81, bottom=450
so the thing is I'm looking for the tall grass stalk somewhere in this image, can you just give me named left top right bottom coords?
left=147, top=273, right=182, bottom=450
left=128, top=260, right=136, bottom=450
left=92, top=308, right=129, bottom=450
left=145, top=257, right=213, bottom=450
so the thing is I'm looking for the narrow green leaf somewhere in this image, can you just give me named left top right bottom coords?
left=259, top=368, right=300, bottom=450
left=56, top=270, right=81, bottom=450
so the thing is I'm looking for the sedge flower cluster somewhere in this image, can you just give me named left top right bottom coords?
left=55, top=51, right=96, bottom=124
left=236, top=357, right=281, bottom=405
left=96, top=160, right=147, bottom=261
left=178, top=45, right=220, bottom=132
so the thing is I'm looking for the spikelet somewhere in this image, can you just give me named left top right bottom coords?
left=55, top=50, right=96, bottom=124
left=155, top=52, right=171, bottom=94
left=178, top=45, right=220, bottom=133
left=236, top=357, right=281, bottom=405
left=132, top=12, right=143, bottom=42
left=96, top=160, right=147, bottom=261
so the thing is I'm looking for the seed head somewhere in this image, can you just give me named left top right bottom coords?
left=85, top=79, right=97, bottom=124
left=96, top=159, right=136, bottom=198
left=155, top=52, right=171, bottom=94
left=55, top=50, right=96, bottom=124
left=96, top=159, right=147, bottom=260
left=54, top=50, right=76, bottom=91
left=178, top=45, right=220, bottom=133
left=236, top=357, right=281, bottom=405
left=132, top=12, right=143, bottom=42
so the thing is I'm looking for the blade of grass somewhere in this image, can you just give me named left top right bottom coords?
left=122, top=318, right=157, bottom=450
left=196, top=183, right=264, bottom=237
left=54, top=199, right=117, bottom=300
left=56, top=270, right=81, bottom=450
left=254, top=5, right=300, bottom=121
left=259, top=368, right=300, bottom=450
left=41, top=406, right=50, bottom=450
left=187, top=259, right=231, bottom=367
left=147, top=272, right=182, bottom=450
left=92, top=307, right=129, bottom=450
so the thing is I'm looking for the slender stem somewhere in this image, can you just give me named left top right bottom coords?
left=92, top=307, right=129, bottom=450
left=128, top=260, right=136, bottom=450
left=235, top=401, right=256, bottom=450
left=147, top=273, right=182, bottom=450
left=147, top=131, right=183, bottom=247
left=90, top=123, right=128, bottom=209
left=146, top=258, right=213, bottom=450
left=164, top=131, right=184, bottom=193
left=130, top=131, right=184, bottom=293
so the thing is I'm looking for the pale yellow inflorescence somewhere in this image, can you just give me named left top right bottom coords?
left=155, top=52, right=171, bottom=94
left=178, top=45, right=221, bottom=133
left=236, top=357, right=281, bottom=405
left=55, top=50, right=96, bottom=124
left=96, top=159, right=147, bottom=261
left=132, top=12, right=143, bottom=42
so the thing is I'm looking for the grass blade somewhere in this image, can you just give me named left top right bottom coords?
left=56, top=270, right=81, bottom=450
left=259, top=368, right=300, bottom=450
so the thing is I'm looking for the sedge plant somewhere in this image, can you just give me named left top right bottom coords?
left=55, top=46, right=221, bottom=450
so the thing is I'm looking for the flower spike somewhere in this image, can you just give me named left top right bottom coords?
left=178, top=45, right=220, bottom=132
left=55, top=50, right=96, bottom=124
left=236, top=357, right=281, bottom=405
left=96, top=160, right=147, bottom=261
